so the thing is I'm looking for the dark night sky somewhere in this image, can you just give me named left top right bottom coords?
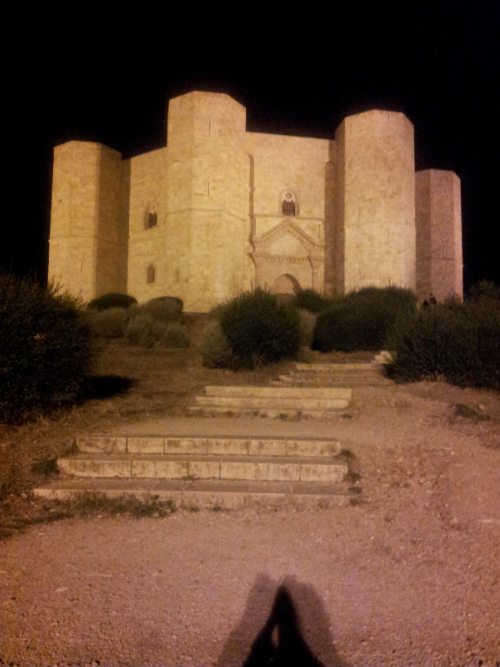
left=1, top=0, right=499, bottom=292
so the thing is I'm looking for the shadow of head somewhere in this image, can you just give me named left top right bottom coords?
left=218, top=574, right=348, bottom=667
left=243, top=585, right=326, bottom=667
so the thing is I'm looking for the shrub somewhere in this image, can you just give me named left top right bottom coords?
left=86, top=307, right=127, bottom=338
left=294, top=288, right=332, bottom=313
left=155, top=322, right=190, bottom=348
left=312, top=286, right=418, bottom=352
left=467, top=280, right=500, bottom=304
left=0, top=274, right=93, bottom=424
left=87, top=293, right=137, bottom=311
left=124, top=314, right=156, bottom=348
left=387, top=300, right=500, bottom=390
left=124, top=311, right=189, bottom=349
left=142, top=296, right=183, bottom=321
left=205, top=288, right=301, bottom=369
left=298, top=309, right=317, bottom=347
left=200, top=319, right=234, bottom=368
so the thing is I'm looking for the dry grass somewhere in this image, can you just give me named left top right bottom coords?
left=0, top=315, right=313, bottom=536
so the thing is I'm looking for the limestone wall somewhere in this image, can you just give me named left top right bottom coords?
left=49, top=141, right=128, bottom=302
left=323, top=144, right=337, bottom=295
left=48, top=91, right=463, bottom=311
left=334, top=110, right=416, bottom=294
left=415, top=169, right=463, bottom=301
left=128, top=91, right=251, bottom=311
left=246, top=131, right=329, bottom=293
left=127, top=147, right=169, bottom=301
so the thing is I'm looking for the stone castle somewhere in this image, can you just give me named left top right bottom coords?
left=49, top=91, right=463, bottom=311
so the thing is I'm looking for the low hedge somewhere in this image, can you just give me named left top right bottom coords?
left=87, top=293, right=137, bottom=311
left=0, top=274, right=93, bottom=424
left=202, top=288, right=301, bottom=369
left=387, top=299, right=500, bottom=390
left=312, top=286, right=417, bottom=352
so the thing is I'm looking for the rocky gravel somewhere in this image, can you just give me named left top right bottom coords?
left=1, top=380, right=500, bottom=666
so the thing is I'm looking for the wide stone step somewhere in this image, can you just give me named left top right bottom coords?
left=273, top=372, right=393, bottom=388
left=270, top=359, right=394, bottom=388
left=33, top=478, right=359, bottom=510
left=190, top=385, right=352, bottom=418
left=193, top=396, right=350, bottom=410
left=188, top=407, right=348, bottom=418
left=296, top=362, right=374, bottom=372
left=77, top=435, right=341, bottom=457
left=58, top=453, right=348, bottom=483
left=204, top=386, right=352, bottom=399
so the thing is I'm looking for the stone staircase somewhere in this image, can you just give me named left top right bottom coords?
left=189, top=385, right=352, bottom=418
left=34, top=434, right=357, bottom=509
left=273, top=359, right=393, bottom=388
left=33, top=356, right=394, bottom=509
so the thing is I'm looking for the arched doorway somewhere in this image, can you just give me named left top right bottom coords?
left=270, top=274, right=301, bottom=295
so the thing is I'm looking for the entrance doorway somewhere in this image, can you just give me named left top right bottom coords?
left=270, top=274, right=301, bottom=295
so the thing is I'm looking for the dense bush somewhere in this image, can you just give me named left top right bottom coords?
left=387, top=299, right=500, bottom=390
left=298, top=309, right=317, bottom=347
left=87, top=293, right=137, bottom=311
left=467, top=280, right=500, bottom=303
left=141, top=296, right=183, bottom=320
left=86, top=307, right=128, bottom=338
left=124, top=314, right=189, bottom=349
left=124, top=314, right=156, bottom=348
left=312, top=286, right=418, bottom=352
left=200, top=320, right=234, bottom=368
left=155, top=322, right=190, bottom=348
left=294, top=288, right=332, bottom=313
left=203, top=288, right=301, bottom=369
left=0, top=274, right=94, bottom=424
left=87, top=295, right=186, bottom=346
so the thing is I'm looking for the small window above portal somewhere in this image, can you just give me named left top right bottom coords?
left=145, top=202, right=158, bottom=229
left=281, top=191, right=297, bottom=217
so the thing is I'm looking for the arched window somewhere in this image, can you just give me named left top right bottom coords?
left=145, top=202, right=158, bottom=229
left=147, top=264, right=156, bottom=284
left=281, top=191, right=297, bottom=216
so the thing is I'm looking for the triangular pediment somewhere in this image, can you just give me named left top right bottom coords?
left=253, top=219, right=320, bottom=256
left=267, top=233, right=310, bottom=257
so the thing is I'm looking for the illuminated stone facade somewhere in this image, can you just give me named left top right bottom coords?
left=49, top=91, right=462, bottom=310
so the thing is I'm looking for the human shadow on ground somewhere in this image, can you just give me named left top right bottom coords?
left=218, top=574, right=348, bottom=667
left=83, top=375, right=135, bottom=400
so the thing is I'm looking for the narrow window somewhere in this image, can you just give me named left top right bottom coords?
left=146, top=202, right=158, bottom=229
left=147, top=265, right=156, bottom=283
left=281, top=191, right=296, bottom=216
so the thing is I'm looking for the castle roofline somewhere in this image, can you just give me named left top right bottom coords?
left=169, top=89, right=246, bottom=111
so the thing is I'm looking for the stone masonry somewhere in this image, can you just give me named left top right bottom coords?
left=49, top=91, right=463, bottom=310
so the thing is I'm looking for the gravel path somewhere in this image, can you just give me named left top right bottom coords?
left=1, top=381, right=499, bottom=666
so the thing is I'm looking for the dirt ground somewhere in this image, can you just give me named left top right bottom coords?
left=1, top=340, right=500, bottom=666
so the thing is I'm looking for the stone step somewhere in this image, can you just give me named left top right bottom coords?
left=190, top=385, right=352, bottom=418
left=188, top=407, right=347, bottom=418
left=33, top=478, right=360, bottom=510
left=57, top=453, right=348, bottom=483
left=193, top=396, right=350, bottom=411
left=204, top=386, right=352, bottom=399
left=77, top=436, right=341, bottom=457
left=272, top=372, right=393, bottom=388
left=295, top=362, right=374, bottom=372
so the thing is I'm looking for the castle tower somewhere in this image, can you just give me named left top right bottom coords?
left=415, top=169, right=463, bottom=301
left=333, top=110, right=416, bottom=294
left=127, top=91, right=250, bottom=311
left=49, top=141, right=129, bottom=302
left=48, top=93, right=463, bottom=311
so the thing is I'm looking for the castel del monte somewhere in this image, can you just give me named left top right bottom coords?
left=48, top=90, right=463, bottom=311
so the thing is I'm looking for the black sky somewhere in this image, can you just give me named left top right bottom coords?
left=1, top=0, right=499, bottom=291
